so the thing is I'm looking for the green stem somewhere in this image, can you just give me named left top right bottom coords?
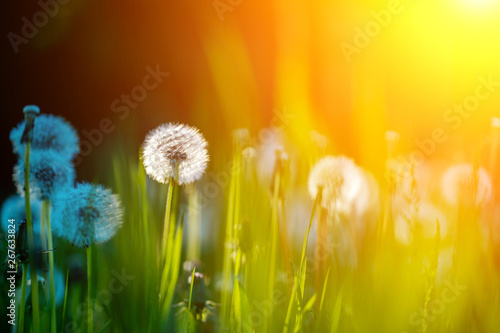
left=18, top=263, right=28, bottom=333
left=265, top=172, right=281, bottom=333
left=161, top=180, right=175, bottom=263
left=221, top=152, right=240, bottom=327
left=87, top=246, right=93, bottom=333
left=187, top=186, right=200, bottom=260
left=24, top=141, right=40, bottom=333
left=44, top=200, right=56, bottom=333
left=40, top=201, right=48, bottom=300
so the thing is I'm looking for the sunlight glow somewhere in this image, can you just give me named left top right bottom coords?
left=462, top=0, right=495, bottom=9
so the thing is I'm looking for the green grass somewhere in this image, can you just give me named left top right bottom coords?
left=3, top=137, right=500, bottom=333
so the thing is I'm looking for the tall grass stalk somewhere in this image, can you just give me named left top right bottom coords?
left=87, top=245, right=93, bottom=333
left=221, top=149, right=242, bottom=327
left=264, top=171, right=281, bottom=333
left=43, top=200, right=57, bottom=333
left=187, top=186, right=201, bottom=260
left=24, top=141, right=40, bottom=333
left=18, top=263, right=28, bottom=333
left=283, top=188, right=322, bottom=333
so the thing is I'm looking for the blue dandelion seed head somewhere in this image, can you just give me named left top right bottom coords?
left=1, top=195, right=42, bottom=234
left=20, top=266, right=65, bottom=305
left=52, top=182, right=124, bottom=247
left=10, top=114, right=80, bottom=160
left=13, top=150, right=76, bottom=201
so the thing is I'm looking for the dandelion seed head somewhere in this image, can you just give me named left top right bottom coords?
left=440, top=163, right=492, bottom=207
left=385, top=130, right=400, bottom=158
left=308, top=156, right=365, bottom=215
left=10, top=114, right=80, bottom=160
left=233, top=128, right=250, bottom=148
left=242, top=147, right=257, bottom=160
left=142, top=123, right=209, bottom=185
left=1, top=195, right=42, bottom=234
left=395, top=202, right=448, bottom=245
left=13, top=150, right=75, bottom=200
left=21, top=267, right=65, bottom=305
left=492, top=117, right=500, bottom=128
left=256, top=130, right=287, bottom=184
left=52, top=183, right=124, bottom=247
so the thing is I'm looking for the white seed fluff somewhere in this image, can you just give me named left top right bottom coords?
left=10, top=114, right=80, bottom=160
left=309, top=156, right=366, bottom=215
left=13, top=149, right=75, bottom=200
left=142, top=123, right=209, bottom=185
left=51, top=183, right=124, bottom=247
left=440, top=164, right=492, bottom=207
left=1, top=195, right=42, bottom=234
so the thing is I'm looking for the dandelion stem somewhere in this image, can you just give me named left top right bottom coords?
left=220, top=151, right=240, bottom=327
left=24, top=141, right=40, bottom=333
left=87, top=245, right=93, bottom=333
left=161, top=180, right=175, bottom=262
left=44, top=200, right=57, bottom=333
left=18, top=263, right=28, bottom=333
left=187, top=186, right=200, bottom=260
left=265, top=171, right=281, bottom=333
left=40, top=201, right=48, bottom=300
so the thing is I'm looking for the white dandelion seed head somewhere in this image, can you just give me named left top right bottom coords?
left=10, top=114, right=80, bottom=160
left=242, top=147, right=257, bottom=160
left=233, top=128, right=250, bottom=148
left=385, top=131, right=400, bottom=156
left=52, top=183, right=124, bottom=247
left=13, top=150, right=75, bottom=201
left=256, top=129, right=287, bottom=184
left=308, top=156, right=367, bottom=216
left=385, top=130, right=400, bottom=144
left=1, top=195, right=42, bottom=234
left=492, top=117, right=500, bottom=129
left=440, top=164, right=492, bottom=207
left=395, top=202, right=448, bottom=245
left=142, top=123, right=209, bottom=185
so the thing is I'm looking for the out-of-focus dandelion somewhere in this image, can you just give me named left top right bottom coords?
left=490, top=117, right=500, bottom=201
left=385, top=131, right=400, bottom=159
left=440, top=164, right=492, bottom=207
left=52, top=183, right=124, bottom=247
left=256, top=129, right=286, bottom=185
left=13, top=150, right=75, bottom=201
left=175, top=272, right=217, bottom=322
left=10, top=113, right=80, bottom=160
left=16, top=105, right=42, bottom=333
left=308, top=155, right=379, bottom=269
left=18, top=267, right=66, bottom=306
left=1, top=195, right=42, bottom=234
left=308, top=156, right=375, bottom=219
left=395, top=202, right=448, bottom=245
left=13, top=121, right=76, bottom=333
left=52, top=182, right=123, bottom=333
left=142, top=123, right=209, bottom=185
left=232, top=128, right=250, bottom=149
